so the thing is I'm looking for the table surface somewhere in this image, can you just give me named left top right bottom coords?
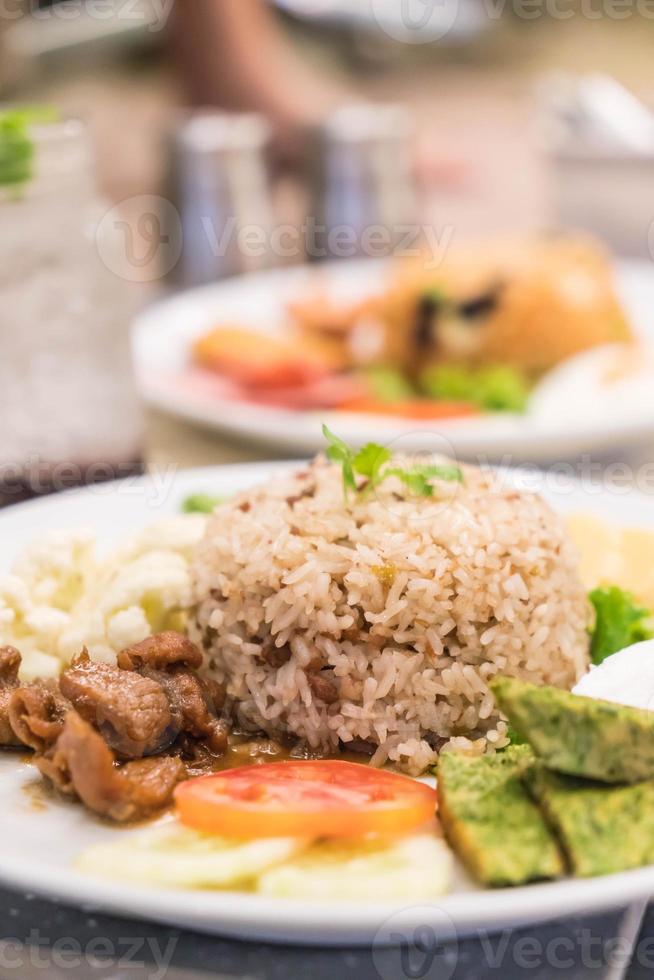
left=1, top=887, right=653, bottom=979
left=145, top=408, right=271, bottom=471
left=145, top=404, right=654, bottom=470
left=0, top=673, right=651, bottom=976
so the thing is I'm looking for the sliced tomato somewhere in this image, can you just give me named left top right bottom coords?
left=337, top=398, right=480, bottom=420
left=175, top=760, right=438, bottom=839
left=248, top=373, right=367, bottom=410
left=192, top=327, right=328, bottom=389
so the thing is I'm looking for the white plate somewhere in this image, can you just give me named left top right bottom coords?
left=133, top=259, right=654, bottom=462
left=1, top=463, right=654, bottom=947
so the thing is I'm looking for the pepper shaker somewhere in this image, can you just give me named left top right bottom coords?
left=309, top=103, right=417, bottom=262
left=164, top=111, right=275, bottom=287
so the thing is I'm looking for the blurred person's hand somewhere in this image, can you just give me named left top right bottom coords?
left=170, top=0, right=346, bottom=167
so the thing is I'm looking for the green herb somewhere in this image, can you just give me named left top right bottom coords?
left=181, top=493, right=225, bottom=514
left=323, top=425, right=390, bottom=496
left=352, top=442, right=392, bottom=486
left=420, top=364, right=530, bottom=414
left=363, top=366, right=415, bottom=404
left=322, top=425, right=463, bottom=501
left=0, top=107, right=59, bottom=190
left=386, top=464, right=463, bottom=498
left=323, top=425, right=357, bottom=495
left=477, top=365, right=530, bottom=413
left=589, top=586, right=654, bottom=666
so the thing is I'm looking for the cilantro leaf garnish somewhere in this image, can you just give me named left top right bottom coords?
left=386, top=464, right=464, bottom=498
left=353, top=443, right=392, bottom=485
left=323, top=425, right=356, bottom=495
left=589, top=586, right=654, bottom=665
left=323, top=425, right=463, bottom=502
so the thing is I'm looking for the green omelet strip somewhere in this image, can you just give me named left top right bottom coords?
left=437, top=746, right=564, bottom=887
left=526, top=767, right=654, bottom=877
left=491, top=677, right=654, bottom=784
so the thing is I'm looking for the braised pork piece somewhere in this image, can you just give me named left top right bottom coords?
left=0, top=647, right=22, bottom=746
left=0, top=633, right=229, bottom=823
left=10, top=684, right=68, bottom=753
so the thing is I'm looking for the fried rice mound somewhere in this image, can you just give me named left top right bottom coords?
left=190, top=457, right=590, bottom=775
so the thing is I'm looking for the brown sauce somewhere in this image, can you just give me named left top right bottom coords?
left=208, top=732, right=375, bottom=772
left=21, top=776, right=52, bottom=812
left=12, top=726, right=379, bottom=830
left=209, top=734, right=293, bottom=771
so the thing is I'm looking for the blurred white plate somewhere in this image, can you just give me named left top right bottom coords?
left=1, top=464, right=654, bottom=945
left=133, top=259, right=654, bottom=462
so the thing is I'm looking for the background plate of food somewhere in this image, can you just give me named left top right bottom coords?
left=133, top=236, right=654, bottom=460
left=4, top=451, right=654, bottom=944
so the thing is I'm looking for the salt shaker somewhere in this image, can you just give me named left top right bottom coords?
left=0, top=116, right=144, bottom=505
left=164, top=111, right=275, bottom=287
left=310, top=103, right=417, bottom=261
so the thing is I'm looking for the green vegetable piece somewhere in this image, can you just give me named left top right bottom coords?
left=420, top=363, right=529, bottom=414
left=492, top=677, right=654, bottom=784
left=0, top=107, right=59, bottom=189
left=526, top=766, right=654, bottom=877
left=437, top=746, right=563, bottom=886
left=352, top=443, right=392, bottom=487
left=363, top=366, right=415, bottom=404
left=322, top=425, right=463, bottom=501
left=386, top=464, right=463, bottom=498
left=386, top=468, right=435, bottom=498
left=477, top=365, right=530, bottom=413
left=181, top=494, right=224, bottom=514
left=0, top=128, right=32, bottom=187
left=421, top=364, right=475, bottom=404
left=322, top=425, right=356, bottom=496
left=589, top=586, right=654, bottom=666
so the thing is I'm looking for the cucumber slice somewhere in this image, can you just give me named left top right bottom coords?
left=258, top=834, right=452, bottom=901
left=77, top=824, right=306, bottom=889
